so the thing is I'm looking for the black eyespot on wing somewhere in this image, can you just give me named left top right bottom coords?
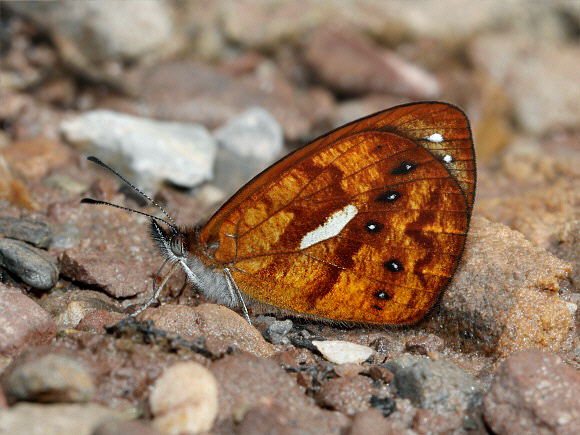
left=391, top=161, right=417, bottom=175
left=384, top=259, right=404, bottom=272
left=376, top=191, right=401, bottom=203
left=365, top=221, right=384, bottom=233
left=375, top=290, right=392, bottom=300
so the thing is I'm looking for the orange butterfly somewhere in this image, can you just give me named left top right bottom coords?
left=84, top=102, right=476, bottom=325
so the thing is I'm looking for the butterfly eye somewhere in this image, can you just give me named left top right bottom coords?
left=170, top=234, right=186, bottom=257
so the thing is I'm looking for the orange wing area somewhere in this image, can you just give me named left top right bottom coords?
left=199, top=102, right=476, bottom=324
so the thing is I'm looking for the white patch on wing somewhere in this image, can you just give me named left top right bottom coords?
left=300, top=204, right=358, bottom=250
left=424, top=133, right=444, bottom=143
left=443, top=154, right=453, bottom=163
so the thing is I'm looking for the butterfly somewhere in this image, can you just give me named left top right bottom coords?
left=83, top=102, right=476, bottom=325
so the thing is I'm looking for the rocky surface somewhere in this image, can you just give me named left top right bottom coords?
left=1, top=1, right=578, bottom=434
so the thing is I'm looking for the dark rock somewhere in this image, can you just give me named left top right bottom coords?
left=385, top=354, right=483, bottom=416
left=0, top=238, right=59, bottom=289
left=0, top=216, right=52, bottom=248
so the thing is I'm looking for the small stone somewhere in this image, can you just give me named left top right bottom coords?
left=214, top=107, right=283, bottom=161
left=0, top=403, right=128, bottom=435
left=334, top=363, right=363, bottom=378
left=2, top=353, right=95, bottom=404
left=405, top=334, right=445, bottom=354
left=262, top=319, right=293, bottom=345
left=367, top=366, right=394, bottom=383
left=370, top=395, right=396, bottom=417
left=385, top=354, right=483, bottom=416
left=77, top=309, right=126, bottom=333
left=316, top=375, right=375, bottom=415
left=312, top=340, right=373, bottom=365
left=0, top=216, right=52, bottom=248
left=0, top=286, right=57, bottom=357
left=150, top=361, right=218, bottom=435
left=0, top=239, right=59, bottom=290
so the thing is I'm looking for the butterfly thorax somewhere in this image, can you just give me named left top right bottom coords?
left=150, top=220, right=236, bottom=308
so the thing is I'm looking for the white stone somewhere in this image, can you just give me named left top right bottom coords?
left=300, top=205, right=358, bottom=249
left=150, top=361, right=218, bottom=435
left=60, top=110, right=217, bottom=190
left=312, top=340, right=373, bottom=365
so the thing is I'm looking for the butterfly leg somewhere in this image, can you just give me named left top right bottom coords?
left=131, top=260, right=180, bottom=316
left=224, top=267, right=251, bottom=324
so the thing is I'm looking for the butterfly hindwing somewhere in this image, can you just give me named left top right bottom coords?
left=200, top=102, right=476, bottom=324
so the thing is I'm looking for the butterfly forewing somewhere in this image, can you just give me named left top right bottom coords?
left=199, top=102, right=476, bottom=324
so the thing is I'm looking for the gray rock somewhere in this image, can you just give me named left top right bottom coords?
left=262, top=319, right=293, bottom=345
left=385, top=355, right=483, bottom=416
left=60, top=110, right=217, bottom=190
left=0, top=216, right=52, bottom=248
left=0, top=239, right=59, bottom=290
left=2, top=353, right=95, bottom=403
left=214, top=107, right=283, bottom=161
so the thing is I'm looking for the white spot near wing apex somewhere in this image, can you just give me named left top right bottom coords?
left=300, top=204, right=358, bottom=250
left=424, top=133, right=444, bottom=143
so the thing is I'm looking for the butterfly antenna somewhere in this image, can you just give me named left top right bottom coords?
left=84, top=156, right=178, bottom=231
left=80, top=198, right=175, bottom=229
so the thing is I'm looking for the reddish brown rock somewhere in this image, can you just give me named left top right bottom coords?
left=76, top=309, right=126, bottom=333
left=427, top=217, right=574, bottom=356
left=484, top=349, right=580, bottom=434
left=304, top=26, right=439, bottom=98
left=210, top=352, right=349, bottom=431
left=0, top=286, right=57, bottom=357
left=316, top=375, right=376, bottom=415
left=139, top=303, right=275, bottom=358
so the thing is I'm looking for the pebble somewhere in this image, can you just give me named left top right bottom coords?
left=60, top=110, right=217, bottom=190
left=2, top=353, right=95, bottom=403
left=150, top=361, right=219, bottom=435
left=262, top=319, right=293, bottom=345
left=0, top=238, right=59, bottom=290
left=0, top=402, right=129, bottom=435
left=214, top=107, right=283, bottom=161
left=385, top=354, right=483, bottom=416
left=316, top=375, right=375, bottom=415
left=0, top=216, right=52, bottom=248
left=312, top=340, right=373, bottom=365
left=0, top=286, right=57, bottom=357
